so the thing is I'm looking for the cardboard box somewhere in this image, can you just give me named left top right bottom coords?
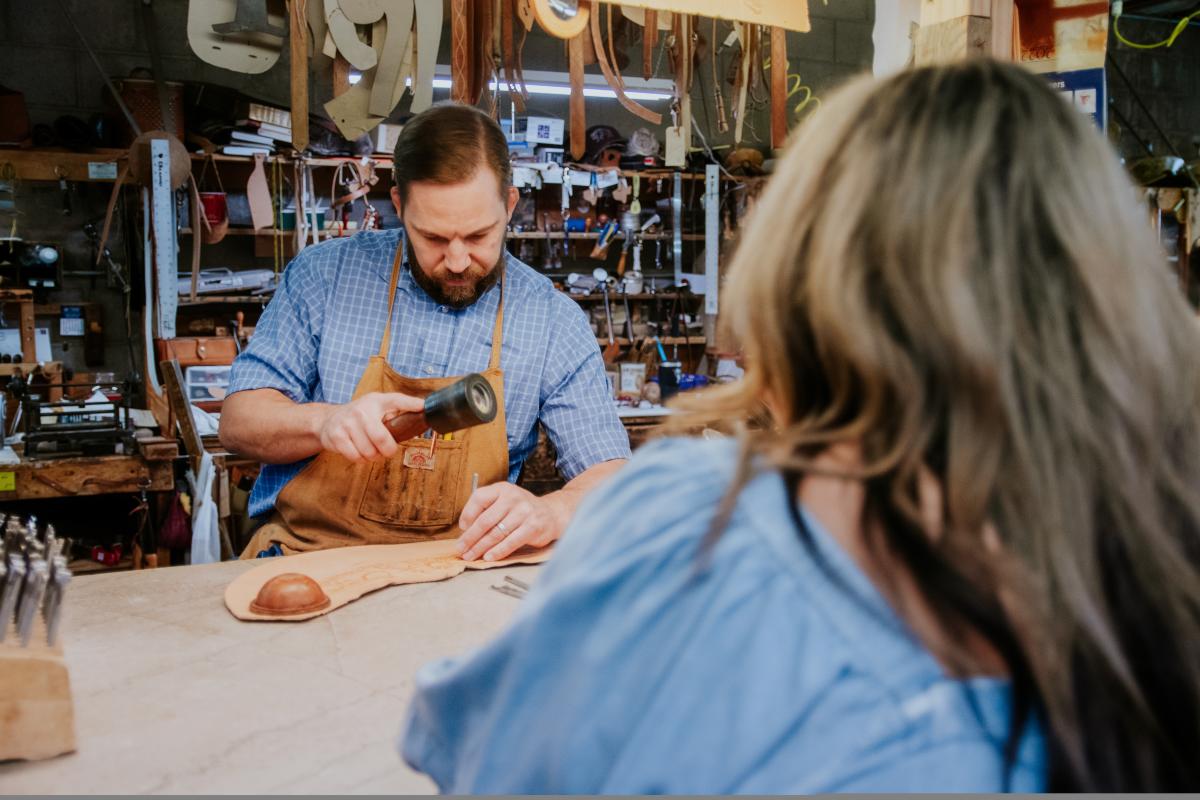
left=517, top=116, right=564, bottom=145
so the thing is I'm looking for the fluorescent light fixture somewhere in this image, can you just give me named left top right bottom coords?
left=348, top=67, right=672, bottom=101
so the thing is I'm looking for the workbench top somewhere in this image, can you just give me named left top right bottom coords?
left=0, top=557, right=537, bottom=793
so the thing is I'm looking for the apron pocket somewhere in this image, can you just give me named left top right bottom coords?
left=358, top=439, right=466, bottom=529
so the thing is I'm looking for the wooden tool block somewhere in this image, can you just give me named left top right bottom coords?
left=0, top=620, right=76, bottom=762
left=225, top=540, right=551, bottom=622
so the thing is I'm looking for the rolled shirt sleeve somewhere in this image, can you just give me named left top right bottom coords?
left=537, top=294, right=631, bottom=480
left=227, top=249, right=328, bottom=403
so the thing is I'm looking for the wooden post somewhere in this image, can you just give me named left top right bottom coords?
left=288, top=0, right=310, bottom=151
left=913, top=0, right=1016, bottom=65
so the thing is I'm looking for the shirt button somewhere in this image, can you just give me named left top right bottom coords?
left=424, top=365, right=436, bottom=375
left=438, top=306, right=448, bottom=313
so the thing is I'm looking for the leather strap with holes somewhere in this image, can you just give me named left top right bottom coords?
left=643, top=9, right=656, bottom=79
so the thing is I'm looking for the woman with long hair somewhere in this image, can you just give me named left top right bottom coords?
left=400, top=60, right=1200, bottom=792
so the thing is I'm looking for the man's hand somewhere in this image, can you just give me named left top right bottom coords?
left=316, top=391, right=425, bottom=463
left=456, top=482, right=565, bottom=562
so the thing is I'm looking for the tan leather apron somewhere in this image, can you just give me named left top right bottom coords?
left=240, top=245, right=509, bottom=558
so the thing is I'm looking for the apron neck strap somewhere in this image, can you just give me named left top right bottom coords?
left=488, top=265, right=505, bottom=370
left=378, top=243, right=405, bottom=359
left=377, top=242, right=507, bottom=368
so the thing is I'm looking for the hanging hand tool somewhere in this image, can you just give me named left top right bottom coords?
left=596, top=268, right=621, bottom=364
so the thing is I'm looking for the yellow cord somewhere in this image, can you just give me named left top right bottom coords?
left=1113, top=9, right=1200, bottom=50
left=763, top=56, right=822, bottom=121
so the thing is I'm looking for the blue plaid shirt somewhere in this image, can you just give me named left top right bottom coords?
left=228, top=228, right=631, bottom=518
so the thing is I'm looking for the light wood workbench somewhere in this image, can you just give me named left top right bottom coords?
left=0, top=557, right=539, bottom=793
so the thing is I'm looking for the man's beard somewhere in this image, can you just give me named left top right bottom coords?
left=406, top=239, right=504, bottom=309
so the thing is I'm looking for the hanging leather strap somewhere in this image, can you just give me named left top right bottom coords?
left=642, top=10, right=656, bottom=79
left=474, top=0, right=494, bottom=106
left=501, top=0, right=527, bottom=113
left=590, top=4, right=661, bottom=125
left=186, top=175, right=203, bottom=302
left=568, top=32, right=586, bottom=160
left=487, top=268, right=505, bottom=371
left=330, top=160, right=378, bottom=211
left=95, top=162, right=130, bottom=267
left=732, top=23, right=751, bottom=145
left=770, top=27, right=788, bottom=149
left=451, top=0, right=471, bottom=103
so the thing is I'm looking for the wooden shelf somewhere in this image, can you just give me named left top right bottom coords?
left=568, top=292, right=694, bottom=301
left=597, top=336, right=705, bottom=346
left=0, top=148, right=125, bottom=182
left=178, top=227, right=329, bottom=238
left=0, top=147, right=741, bottom=184
left=177, top=294, right=273, bottom=307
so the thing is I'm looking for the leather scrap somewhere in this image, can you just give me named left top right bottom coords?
left=411, top=0, right=442, bottom=112
left=225, top=540, right=553, bottom=622
left=247, top=154, right=274, bottom=230
left=368, top=0, right=414, bottom=117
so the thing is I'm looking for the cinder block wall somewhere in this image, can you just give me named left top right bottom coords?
left=1107, top=17, right=1200, bottom=163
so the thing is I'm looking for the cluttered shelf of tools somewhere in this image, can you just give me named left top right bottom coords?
left=597, top=336, right=705, bottom=346
left=507, top=231, right=706, bottom=241
left=0, top=148, right=726, bottom=184
left=177, top=228, right=708, bottom=242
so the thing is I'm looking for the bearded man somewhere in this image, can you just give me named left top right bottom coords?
left=220, top=103, right=630, bottom=561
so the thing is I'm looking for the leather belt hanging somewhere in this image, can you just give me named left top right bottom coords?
left=96, top=133, right=202, bottom=301
left=568, top=31, right=586, bottom=160
left=501, top=0, right=528, bottom=112
left=591, top=4, right=661, bottom=125
left=770, top=26, right=787, bottom=149
left=643, top=10, right=657, bottom=79
left=732, top=23, right=751, bottom=145
left=451, top=0, right=471, bottom=103
left=474, top=0, right=495, bottom=108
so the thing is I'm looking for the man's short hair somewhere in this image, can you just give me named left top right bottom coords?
left=392, top=102, right=512, bottom=204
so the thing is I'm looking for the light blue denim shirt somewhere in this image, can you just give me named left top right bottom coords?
left=400, top=437, right=1047, bottom=793
left=228, top=228, right=631, bottom=517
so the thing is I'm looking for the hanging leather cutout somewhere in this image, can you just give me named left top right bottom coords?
left=590, top=4, right=661, bottom=125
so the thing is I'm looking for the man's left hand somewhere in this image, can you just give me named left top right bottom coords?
left=456, top=482, right=564, bottom=562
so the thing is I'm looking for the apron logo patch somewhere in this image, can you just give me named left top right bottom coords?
left=403, top=448, right=436, bottom=470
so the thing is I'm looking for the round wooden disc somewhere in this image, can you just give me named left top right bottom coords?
left=533, top=0, right=590, bottom=39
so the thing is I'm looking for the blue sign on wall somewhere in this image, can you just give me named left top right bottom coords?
left=1041, top=67, right=1107, bottom=131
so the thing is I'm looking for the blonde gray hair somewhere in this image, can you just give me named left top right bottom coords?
left=673, top=60, right=1200, bottom=790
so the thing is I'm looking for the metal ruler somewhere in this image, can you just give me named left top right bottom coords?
left=150, top=138, right=177, bottom=339
left=704, top=164, right=719, bottom=316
